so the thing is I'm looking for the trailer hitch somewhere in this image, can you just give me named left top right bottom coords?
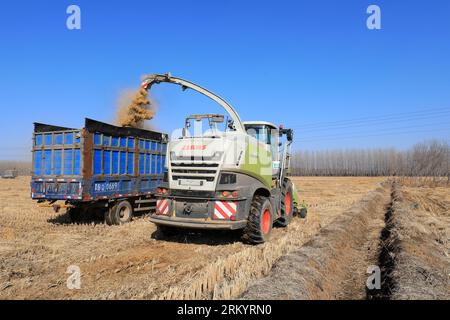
left=38, top=202, right=74, bottom=213
left=183, top=203, right=193, bottom=215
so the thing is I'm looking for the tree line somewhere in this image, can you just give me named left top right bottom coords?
left=2, top=140, right=449, bottom=179
left=0, top=161, right=31, bottom=176
left=290, top=140, right=450, bottom=178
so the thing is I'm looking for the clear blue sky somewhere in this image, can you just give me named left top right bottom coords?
left=1, top=0, right=449, bottom=160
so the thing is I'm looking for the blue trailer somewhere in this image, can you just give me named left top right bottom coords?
left=31, top=118, right=168, bottom=224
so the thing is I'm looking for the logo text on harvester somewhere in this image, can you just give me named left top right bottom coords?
left=181, top=144, right=207, bottom=150
left=177, top=304, right=272, bottom=318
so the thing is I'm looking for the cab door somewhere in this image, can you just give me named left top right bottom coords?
left=244, top=124, right=280, bottom=176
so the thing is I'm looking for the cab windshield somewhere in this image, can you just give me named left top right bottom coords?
left=183, top=114, right=226, bottom=138
left=245, top=125, right=272, bottom=145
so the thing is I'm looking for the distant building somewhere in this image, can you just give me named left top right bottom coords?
left=1, top=169, right=18, bottom=179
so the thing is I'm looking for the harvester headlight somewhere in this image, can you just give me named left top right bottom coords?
left=219, top=173, right=236, bottom=185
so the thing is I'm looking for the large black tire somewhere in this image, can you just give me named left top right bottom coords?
left=104, top=207, right=113, bottom=225
left=242, top=195, right=273, bottom=244
left=276, top=179, right=294, bottom=227
left=106, top=200, right=133, bottom=225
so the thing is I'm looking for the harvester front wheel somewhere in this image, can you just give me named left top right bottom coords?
left=276, top=179, right=294, bottom=227
left=242, top=195, right=273, bottom=244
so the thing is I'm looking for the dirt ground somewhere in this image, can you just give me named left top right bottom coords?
left=3, top=176, right=446, bottom=300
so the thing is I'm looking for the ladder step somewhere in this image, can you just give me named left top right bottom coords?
left=135, top=199, right=156, bottom=204
left=134, top=206, right=156, bottom=212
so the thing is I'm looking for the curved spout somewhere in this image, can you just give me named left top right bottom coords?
left=140, top=73, right=246, bottom=133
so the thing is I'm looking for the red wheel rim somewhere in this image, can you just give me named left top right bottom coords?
left=262, top=209, right=271, bottom=234
left=285, top=192, right=292, bottom=216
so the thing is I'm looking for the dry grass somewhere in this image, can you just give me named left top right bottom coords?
left=396, top=176, right=450, bottom=188
left=241, top=184, right=391, bottom=300
left=157, top=217, right=320, bottom=299
left=0, top=176, right=386, bottom=299
left=389, top=185, right=450, bottom=299
left=115, top=88, right=155, bottom=128
left=241, top=181, right=450, bottom=300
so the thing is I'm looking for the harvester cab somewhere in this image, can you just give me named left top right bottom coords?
left=242, top=122, right=292, bottom=180
left=143, top=73, right=307, bottom=244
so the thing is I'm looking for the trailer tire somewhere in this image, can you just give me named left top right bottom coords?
left=276, top=179, right=294, bottom=227
left=106, top=200, right=133, bottom=225
left=242, top=195, right=273, bottom=244
left=104, top=207, right=113, bottom=225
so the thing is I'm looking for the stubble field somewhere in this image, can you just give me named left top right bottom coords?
left=0, top=176, right=448, bottom=300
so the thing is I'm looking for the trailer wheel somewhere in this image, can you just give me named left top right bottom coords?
left=277, top=179, right=294, bottom=227
left=242, top=195, right=273, bottom=244
left=104, top=207, right=113, bottom=225
left=106, top=200, right=133, bottom=225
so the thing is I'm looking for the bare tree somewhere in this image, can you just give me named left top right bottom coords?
left=291, top=140, right=450, bottom=181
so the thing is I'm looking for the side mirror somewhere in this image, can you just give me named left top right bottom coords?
left=287, top=130, right=293, bottom=142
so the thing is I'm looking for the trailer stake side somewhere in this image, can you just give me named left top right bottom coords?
left=31, top=118, right=168, bottom=225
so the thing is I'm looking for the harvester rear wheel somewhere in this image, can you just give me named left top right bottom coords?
left=106, top=200, right=133, bottom=225
left=242, top=195, right=273, bottom=244
left=276, top=179, right=294, bottom=227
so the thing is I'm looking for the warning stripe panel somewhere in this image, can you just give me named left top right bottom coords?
left=213, top=201, right=237, bottom=220
left=214, top=203, right=228, bottom=219
left=221, top=200, right=236, bottom=213
left=156, top=199, right=170, bottom=215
